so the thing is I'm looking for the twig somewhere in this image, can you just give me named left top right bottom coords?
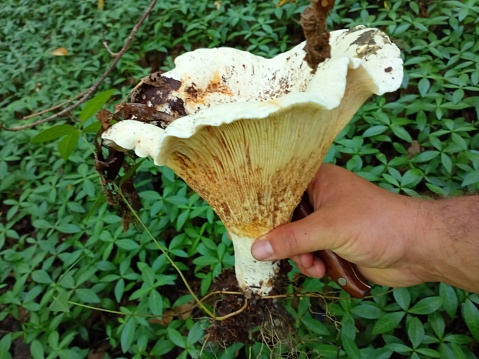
left=22, top=92, right=84, bottom=120
left=102, top=39, right=120, bottom=57
left=1, top=0, right=158, bottom=132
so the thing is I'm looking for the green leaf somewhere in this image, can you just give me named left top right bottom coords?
left=363, top=125, right=388, bottom=137
left=413, top=151, right=440, bottom=162
left=115, top=279, right=125, bottom=303
left=186, top=322, right=204, bottom=345
left=385, top=343, right=412, bottom=353
left=116, top=239, right=140, bottom=251
left=149, top=291, right=163, bottom=316
left=0, top=334, right=12, bottom=359
left=394, top=288, right=411, bottom=310
left=58, top=349, right=83, bottom=359
left=461, top=170, right=479, bottom=187
left=79, top=89, right=116, bottom=122
left=75, top=288, right=100, bottom=303
left=129, top=286, right=152, bottom=300
left=82, top=121, right=102, bottom=134
left=443, top=342, right=467, bottom=359
left=176, top=209, right=190, bottom=230
left=407, top=316, right=424, bottom=349
left=301, top=315, right=330, bottom=336
left=341, top=313, right=356, bottom=341
left=391, top=125, right=413, bottom=142
left=76, top=268, right=97, bottom=286
left=372, top=312, right=405, bottom=335
left=428, top=311, right=445, bottom=339
left=167, top=327, right=185, bottom=348
left=408, top=297, right=443, bottom=315
left=342, top=336, right=360, bottom=359
left=49, top=290, right=71, bottom=313
left=313, top=344, right=341, bottom=357
left=192, top=256, right=218, bottom=267
left=462, top=299, right=479, bottom=341
left=32, top=219, right=51, bottom=229
left=121, top=319, right=137, bottom=353
left=441, top=153, right=453, bottom=173
left=415, top=348, right=441, bottom=358
left=200, top=272, right=212, bottom=296
left=48, top=331, right=59, bottom=349
left=32, top=270, right=52, bottom=284
left=418, top=78, right=430, bottom=96
left=56, top=223, right=81, bottom=234
left=58, top=132, right=80, bottom=160
left=443, top=334, right=473, bottom=345
left=401, top=169, right=422, bottom=188
left=138, top=263, right=155, bottom=286
left=439, top=283, right=458, bottom=318
left=30, top=340, right=45, bottom=359
left=31, top=124, right=78, bottom=143
left=350, top=303, right=384, bottom=319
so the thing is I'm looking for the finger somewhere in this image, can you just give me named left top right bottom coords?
left=251, top=213, right=335, bottom=260
left=295, top=256, right=326, bottom=278
left=291, top=253, right=314, bottom=269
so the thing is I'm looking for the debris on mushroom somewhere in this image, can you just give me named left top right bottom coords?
left=102, top=25, right=403, bottom=298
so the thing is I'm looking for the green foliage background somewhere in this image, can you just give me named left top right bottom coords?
left=1, top=0, right=478, bottom=358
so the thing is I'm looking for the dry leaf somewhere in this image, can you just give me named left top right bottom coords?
left=149, top=310, right=174, bottom=326
left=278, top=0, right=294, bottom=7
left=87, top=345, right=107, bottom=359
left=176, top=301, right=195, bottom=320
left=408, top=140, right=421, bottom=157
left=98, top=0, right=104, bottom=10
left=214, top=1, right=221, bottom=10
left=50, top=47, right=68, bottom=56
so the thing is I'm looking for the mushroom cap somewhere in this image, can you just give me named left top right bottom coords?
left=102, top=26, right=403, bottom=238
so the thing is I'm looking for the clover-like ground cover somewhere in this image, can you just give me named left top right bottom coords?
left=0, top=0, right=478, bottom=358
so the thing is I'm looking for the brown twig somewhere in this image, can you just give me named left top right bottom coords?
left=102, top=39, right=120, bottom=57
left=22, top=92, right=84, bottom=120
left=1, top=0, right=158, bottom=132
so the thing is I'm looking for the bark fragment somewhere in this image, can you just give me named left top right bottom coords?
left=301, top=0, right=335, bottom=72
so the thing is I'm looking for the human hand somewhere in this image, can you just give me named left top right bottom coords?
left=251, top=164, right=429, bottom=288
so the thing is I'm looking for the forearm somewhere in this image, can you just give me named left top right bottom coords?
left=415, top=195, right=479, bottom=293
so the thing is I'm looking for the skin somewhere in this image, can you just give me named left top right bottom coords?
left=251, top=164, right=479, bottom=293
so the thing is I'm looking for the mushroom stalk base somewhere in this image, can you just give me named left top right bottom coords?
left=230, top=233, right=279, bottom=296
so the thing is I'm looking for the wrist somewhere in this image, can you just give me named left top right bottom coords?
left=408, top=198, right=445, bottom=284
left=412, top=196, right=479, bottom=292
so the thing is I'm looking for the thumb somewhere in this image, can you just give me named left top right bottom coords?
left=251, top=213, right=330, bottom=261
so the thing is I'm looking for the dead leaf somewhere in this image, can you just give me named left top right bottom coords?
left=87, top=345, right=107, bottom=359
left=50, top=47, right=68, bottom=56
left=278, top=0, right=295, bottom=7
left=176, top=301, right=195, bottom=320
left=149, top=310, right=174, bottom=326
left=408, top=140, right=421, bottom=157
left=98, top=0, right=104, bottom=10
left=214, top=1, right=221, bottom=10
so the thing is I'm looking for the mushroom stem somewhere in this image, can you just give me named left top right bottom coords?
left=230, top=232, right=279, bottom=296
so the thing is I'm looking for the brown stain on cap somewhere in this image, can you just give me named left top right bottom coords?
left=184, top=71, right=234, bottom=106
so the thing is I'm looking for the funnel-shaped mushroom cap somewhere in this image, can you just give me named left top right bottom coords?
left=103, top=26, right=402, bottom=239
left=103, top=26, right=402, bottom=294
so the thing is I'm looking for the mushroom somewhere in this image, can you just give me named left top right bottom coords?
left=102, top=26, right=403, bottom=296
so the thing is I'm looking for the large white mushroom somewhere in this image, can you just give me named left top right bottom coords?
left=102, top=26, right=403, bottom=296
